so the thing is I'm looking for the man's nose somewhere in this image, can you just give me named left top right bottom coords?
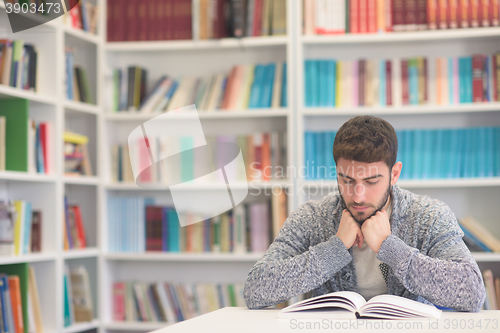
left=353, top=183, right=366, bottom=203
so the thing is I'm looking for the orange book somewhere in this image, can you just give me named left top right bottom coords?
left=368, top=0, right=377, bottom=32
left=227, top=66, right=245, bottom=110
left=8, top=276, right=24, bottom=333
left=221, top=67, right=237, bottom=109
left=470, top=0, right=480, bottom=26
left=261, top=133, right=271, bottom=182
left=449, top=0, right=459, bottom=28
left=479, top=0, right=490, bottom=26
left=71, top=205, right=87, bottom=248
left=438, top=0, right=449, bottom=28
left=63, top=212, right=69, bottom=250
left=246, top=135, right=255, bottom=181
left=491, top=0, right=499, bottom=26
left=428, top=0, right=438, bottom=29
left=459, top=0, right=470, bottom=27
left=376, top=0, right=385, bottom=32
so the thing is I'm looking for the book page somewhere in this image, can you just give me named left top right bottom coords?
left=279, top=291, right=367, bottom=313
left=360, top=294, right=442, bottom=319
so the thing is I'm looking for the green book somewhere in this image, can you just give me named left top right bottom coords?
left=0, top=99, right=29, bottom=172
left=80, top=68, right=95, bottom=104
left=0, top=263, right=29, bottom=333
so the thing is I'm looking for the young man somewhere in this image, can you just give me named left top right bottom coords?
left=243, top=115, right=486, bottom=312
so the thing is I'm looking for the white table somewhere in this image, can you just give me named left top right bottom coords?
left=151, top=307, right=500, bottom=333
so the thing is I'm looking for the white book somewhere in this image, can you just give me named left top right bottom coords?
left=428, top=57, right=437, bottom=105
left=0, top=116, right=6, bottom=170
left=156, top=282, right=177, bottom=323
left=271, top=62, right=283, bottom=109
left=278, top=291, right=442, bottom=320
left=392, top=58, right=402, bottom=107
left=192, top=0, right=200, bottom=40
left=195, top=283, right=209, bottom=315
left=206, top=74, right=225, bottom=111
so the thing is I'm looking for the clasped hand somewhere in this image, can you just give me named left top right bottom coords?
left=336, top=209, right=391, bottom=253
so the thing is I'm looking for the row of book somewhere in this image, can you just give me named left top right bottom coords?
left=112, top=281, right=246, bottom=323
left=482, top=269, right=500, bottom=310
left=108, top=191, right=287, bottom=253
left=0, top=40, right=38, bottom=92
left=0, top=265, right=43, bottom=333
left=64, top=131, right=93, bottom=177
left=303, top=0, right=500, bottom=35
left=63, top=197, right=87, bottom=251
left=108, top=62, right=288, bottom=113
left=63, top=265, right=94, bottom=326
left=304, top=126, right=500, bottom=180
left=0, top=100, right=51, bottom=174
left=195, top=0, right=287, bottom=39
left=304, top=54, right=500, bottom=108
left=65, top=48, right=95, bottom=104
left=459, top=215, right=500, bottom=252
left=63, top=0, right=99, bottom=34
left=0, top=200, right=42, bottom=257
left=107, top=0, right=193, bottom=41
left=112, top=131, right=287, bottom=185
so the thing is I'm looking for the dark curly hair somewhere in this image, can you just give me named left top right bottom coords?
left=332, top=115, right=398, bottom=168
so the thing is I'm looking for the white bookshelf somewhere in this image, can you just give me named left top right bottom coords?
left=2, top=1, right=500, bottom=332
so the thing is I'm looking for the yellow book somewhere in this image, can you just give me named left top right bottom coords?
left=336, top=61, right=342, bottom=107
left=64, top=131, right=88, bottom=145
left=240, top=64, right=255, bottom=109
left=13, top=200, right=24, bottom=255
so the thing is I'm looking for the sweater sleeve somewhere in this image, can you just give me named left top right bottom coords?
left=377, top=204, right=486, bottom=312
left=243, top=203, right=352, bottom=310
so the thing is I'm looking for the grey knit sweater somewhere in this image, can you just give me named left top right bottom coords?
left=243, top=185, right=486, bottom=312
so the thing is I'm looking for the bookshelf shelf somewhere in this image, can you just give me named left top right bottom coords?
left=64, top=100, right=100, bottom=115
left=62, top=248, right=100, bottom=259
left=301, top=103, right=500, bottom=116
left=302, top=178, right=500, bottom=189
left=0, top=84, right=57, bottom=106
left=301, top=27, right=500, bottom=44
left=0, top=171, right=56, bottom=183
left=105, top=36, right=288, bottom=52
left=63, top=176, right=100, bottom=185
left=0, top=252, right=57, bottom=265
left=104, top=252, right=265, bottom=262
left=104, top=109, right=289, bottom=121
left=471, top=253, right=500, bottom=262
left=64, top=26, right=101, bottom=45
left=105, top=180, right=290, bottom=191
left=62, top=319, right=100, bottom=333
left=103, top=321, right=172, bottom=331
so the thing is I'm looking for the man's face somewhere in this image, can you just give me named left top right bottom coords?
left=336, top=158, right=400, bottom=224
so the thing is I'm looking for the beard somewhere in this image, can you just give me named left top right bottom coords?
left=338, top=181, right=392, bottom=225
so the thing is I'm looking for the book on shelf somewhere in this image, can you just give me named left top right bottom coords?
left=0, top=99, right=51, bottom=174
left=63, top=265, right=75, bottom=327
left=107, top=62, right=288, bottom=113
left=111, top=131, right=287, bottom=184
left=63, top=197, right=88, bottom=251
left=458, top=215, right=500, bottom=252
left=0, top=264, right=44, bottom=333
left=63, top=0, right=100, bottom=34
left=64, top=131, right=93, bottom=177
left=278, top=291, right=442, bottom=320
left=0, top=39, right=38, bottom=92
left=303, top=0, right=500, bottom=35
left=304, top=54, right=500, bottom=108
left=0, top=200, right=42, bottom=257
left=113, top=281, right=246, bottom=323
left=482, top=269, right=499, bottom=310
left=68, top=265, right=94, bottom=323
left=304, top=126, right=500, bottom=180
left=108, top=191, right=287, bottom=253
left=64, top=48, right=95, bottom=105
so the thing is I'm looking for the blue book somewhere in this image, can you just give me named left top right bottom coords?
left=180, top=137, right=194, bottom=182
left=261, top=63, right=275, bottom=107
left=421, top=129, right=433, bottom=179
left=36, top=124, right=45, bottom=174
left=330, top=131, right=337, bottom=178
left=458, top=223, right=493, bottom=252
left=448, top=57, right=454, bottom=104
left=495, top=127, right=500, bottom=177
left=484, top=127, right=494, bottom=177
left=204, top=218, right=211, bottom=252
left=462, top=128, right=473, bottom=178
left=402, top=130, right=413, bottom=179
left=281, top=62, right=287, bottom=107
left=455, top=128, right=466, bottom=178
left=459, top=58, right=466, bottom=104
left=412, top=129, right=424, bottom=179
left=312, top=60, right=320, bottom=107
left=465, top=57, right=473, bottom=103
left=168, top=208, right=180, bottom=252
left=476, top=127, right=486, bottom=177
left=304, top=60, right=313, bottom=107
left=66, top=51, right=74, bottom=100
left=396, top=130, right=403, bottom=166
left=0, top=274, right=10, bottom=333
left=432, top=129, right=444, bottom=179
left=162, top=207, right=170, bottom=252
left=249, top=65, right=264, bottom=108
left=409, top=59, right=419, bottom=105
left=324, top=131, right=333, bottom=179
left=379, top=60, right=386, bottom=106
left=318, top=60, right=328, bottom=107
left=326, top=60, right=335, bottom=107
left=80, top=0, right=90, bottom=31
left=316, top=132, right=325, bottom=179
left=332, top=60, right=337, bottom=106
left=305, top=132, right=314, bottom=179
left=23, top=201, right=32, bottom=254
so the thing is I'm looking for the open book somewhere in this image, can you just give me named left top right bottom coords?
left=278, top=291, right=442, bottom=320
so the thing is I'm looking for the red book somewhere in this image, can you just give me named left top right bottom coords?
left=491, top=0, right=500, bottom=26
left=416, top=0, right=428, bottom=29
left=39, top=122, right=49, bottom=174
left=479, top=0, right=490, bottom=26
left=449, top=0, right=459, bottom=28
left=165, top=0, right=173, bottom=40
left=359, top=0, right=368, bottom=32
left=31, top=211, right=42, bottom=253
left=262, top=133, right=271, bottom=182
left=126, top=0, right=139, bottom=41
left=359, top=60, right=366, bottom=106
left=459, top=0, right=470, bottom=28
left=213, top=0, right=227, bottom=39
left=472, top=55, right=484, bottom=102
left=115, top=0, right=126, bottom=41
left=222, top=67, right=237, bottom=109
left=107, top=0, right=115, bottom=41
left=401, top=59, right=409, bottom=105
left=368, top=0, right=377, bottom=32
left=172, top=0, right=181, bottom=40
left=147, top=0, right=157, bottom=40
left=71, top=205, right=87, bottom=248
left=437, top=0, right=448, bottom=29
left=146, top=206, right=163, bottom=251
left=427, top=0, right=438, bottom=29
left=351, top=0, right=360, bottom=33
left=392, top=0, right=406, bottom=31
left=386, top=61, right=393, bottom=106
left=185, top=0, right=193, bottom=39
left=113, top=282, right=126, bottom=321
left=253, top=0, right=263, bottom=36
left=405, top=0, right=418, bottom=30
left=470, top=0, right=480, bottom=26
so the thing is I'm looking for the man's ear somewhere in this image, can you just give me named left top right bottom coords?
left=391, top=161, right=402, bottom=185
